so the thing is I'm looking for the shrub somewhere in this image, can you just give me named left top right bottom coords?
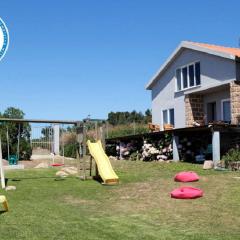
left=61, top=143, right=77, bottom=158
left=141, top=135, right=173, bottom=161
left=107, top=124, right=148, bottom=138
left=222, top=148, right=240, bottom=167
left=129, top=151, right=141, bottom=161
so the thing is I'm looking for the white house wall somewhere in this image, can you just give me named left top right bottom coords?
left=151, top=48, right=236, bottom=128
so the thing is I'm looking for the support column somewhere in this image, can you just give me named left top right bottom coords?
left=185, top=94, right=204, bottom=127
left=53, top=124, right=60, bottom=155
left=212, top=131, right=220, bottom=166
left=172, top=134, right=180, bottom=162
left=230, top=81, right=240, bottom=124
left=76, top=122, right=86, bottom=180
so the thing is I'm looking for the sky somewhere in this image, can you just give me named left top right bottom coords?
left=0, top=0, right=239, bottom=121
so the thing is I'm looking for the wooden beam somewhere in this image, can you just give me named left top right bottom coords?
left=0, top=118, right=78, bottom=125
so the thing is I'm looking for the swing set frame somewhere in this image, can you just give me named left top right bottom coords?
left=0, top=118, right=107, bottom=189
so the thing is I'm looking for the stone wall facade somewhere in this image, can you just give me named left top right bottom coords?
left=185, top=94, right=204, bottom=127
left=230, top=81, right=240, bottom=124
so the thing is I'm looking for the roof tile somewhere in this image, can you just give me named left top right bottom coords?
left=187, top=41, right=240, bottom=58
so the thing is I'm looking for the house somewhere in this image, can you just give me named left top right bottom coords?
left=146, top=41, right=240, bottom=130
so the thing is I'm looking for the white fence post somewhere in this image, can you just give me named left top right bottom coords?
left=53, top=124, right=60, bottom=155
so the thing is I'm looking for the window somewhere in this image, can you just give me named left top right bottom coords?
left=163, top=110, right=168, bottom=125
left=189, top=64, right=195, bottom=87
left=195, top=62, right=201, bottom=85
left=176, top=62, right=201, bottom=91
left=176, top=69, right=181, bottom=91
left=162, top=108, right=175, bottom=126
left=221, top=99, right=231, bottom=122
left=169, top=109, right=174, bottom=125
left=182, top=67, right=188, bottom=88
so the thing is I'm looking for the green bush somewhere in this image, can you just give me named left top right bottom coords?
left=222, top=148, right=240, bottom=167
left=61, top=143, right=77, bottom=158
left=129, top=151, right=141, bottom=161
left=108, top=124, right=148, bottom=138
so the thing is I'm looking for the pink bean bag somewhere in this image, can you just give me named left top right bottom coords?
left=171, top=187, right=203, bottom=199
left=174, top=171, right=199, bottom=182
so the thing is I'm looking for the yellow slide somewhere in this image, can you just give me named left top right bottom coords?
left=87, top=140, right=119, bottom=185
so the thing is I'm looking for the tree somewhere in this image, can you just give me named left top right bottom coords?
left=0, top=107, right=32, bottom=160
left=145, top=109, right=152, bottom=123
left=107, top=109, right=151, bottom=126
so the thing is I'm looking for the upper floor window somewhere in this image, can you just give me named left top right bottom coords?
left=176, top=62, right=201, bottom=91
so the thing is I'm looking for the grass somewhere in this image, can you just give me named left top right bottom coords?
left=1, top=161, right=240, bottom=240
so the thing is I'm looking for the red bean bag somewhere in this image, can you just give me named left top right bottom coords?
left=171, top=187, right=203, bottom=199
left=174, top=171, right=199, bottom=182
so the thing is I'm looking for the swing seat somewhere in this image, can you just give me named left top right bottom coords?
left=171, top=187, right=203, bottom=199
left=174, top=171, right=199, bottom=182
left=0, top=195, right=9, bottom=212
left=8, top=155, right=18, bottom=165
left=51, top=163, right=64, bottom=167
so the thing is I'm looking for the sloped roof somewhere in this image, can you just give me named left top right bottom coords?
left=189, top=42, right=240, bottom=58
left=146, top=41, right=240, bottom=90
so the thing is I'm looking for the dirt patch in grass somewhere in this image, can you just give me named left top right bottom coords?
left=104, top=173, right=240, bottom=235
left=109, top=180, right=170, bottom=213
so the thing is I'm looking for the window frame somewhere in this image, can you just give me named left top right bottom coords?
left=175, top=61, right=201, bottom=92
left=162, top=108, right=175, bottom=127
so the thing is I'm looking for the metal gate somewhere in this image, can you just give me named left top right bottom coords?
left=30, top=124, right=54, bottom=155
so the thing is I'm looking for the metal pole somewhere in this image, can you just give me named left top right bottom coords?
left=61, top=125, right=65, bottom=164
left=0, top=137, right=6, bottom=189
left=30, top=124, right=32, bottom=149
left=76, top=121, right=86, bottom=180
left=51, top=125, right=54, bottom=153
left=6, top=126, right=9, bottom=160
left=95, top=121, right=98, bottom=140
left=17, top=123, right=20, bottom=160
left=90, top=156, right=93, bottom=177
left=82, top=123, right=87, bottom=179
left=106, top=121, right=109, bottom=139
left=100, top=124, right=106, bottom=151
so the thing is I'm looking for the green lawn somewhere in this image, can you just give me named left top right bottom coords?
left=1, top=161, right=240, bottom=240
